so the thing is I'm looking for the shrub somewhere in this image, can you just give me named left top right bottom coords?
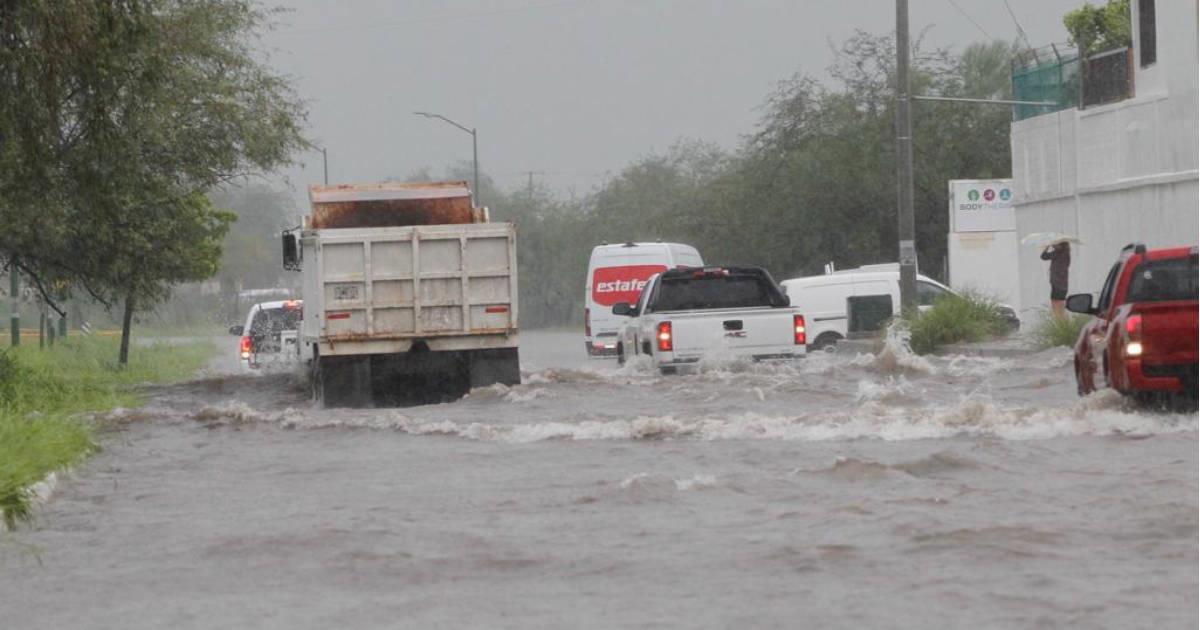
left=905, top=291, right=1011, bottom=355
left=1030, top=312, right=1090, bottom=350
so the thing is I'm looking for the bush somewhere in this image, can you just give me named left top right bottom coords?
left=1031, top=312, right=1090, bottom=350
left=0, top=336, right=215, bottom=529
left=905, top=291, right=1012, bottom=355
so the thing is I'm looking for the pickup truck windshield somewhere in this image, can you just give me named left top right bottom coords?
left=652, top=273, right=785, bottom=311
left=1126, top=256, right=1199, bottom=303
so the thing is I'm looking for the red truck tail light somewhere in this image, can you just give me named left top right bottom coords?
left=794, top=314, right=807, bottom=345
left=585, top=307, right=591, bottom=338
left=239, top=335, right=252, bottom=359
left=1124, top=313, right=1143, bottom=357
left=656, top=321, right=673, bottom=352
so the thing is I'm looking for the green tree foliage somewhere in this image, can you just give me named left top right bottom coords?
left=486, top=33, right=1017, bottom=328
left=0, top=1, right=307, bottom=363
left=1063, top=0, right=1132, bottom=54
left=212, top=183, right=299, bottom=294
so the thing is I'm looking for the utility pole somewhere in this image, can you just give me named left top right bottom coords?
left=895, top=0, right=917, bottom=313
left=9, top=262, right=18, bottom=347
left=322, top=147, right=329, bottom=185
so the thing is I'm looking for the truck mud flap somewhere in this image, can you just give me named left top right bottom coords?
left=468, top=347, right=521, bottom=389
left=314, top=355, right=372, bottom=408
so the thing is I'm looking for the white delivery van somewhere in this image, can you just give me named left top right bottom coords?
left=780, top=263, right=1019, bottom=351
left=584, top=242, right=703, bottom=356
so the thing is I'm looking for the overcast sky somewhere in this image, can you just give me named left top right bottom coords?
left=262, top=0, right=1084, bottom=208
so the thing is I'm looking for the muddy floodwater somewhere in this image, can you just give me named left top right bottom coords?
left=2, top=330, right=1196, bottom=628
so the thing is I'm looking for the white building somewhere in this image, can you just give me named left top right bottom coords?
left=1009, top=0, right=1198, bottom=319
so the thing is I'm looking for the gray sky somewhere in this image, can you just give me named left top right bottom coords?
left=263, top=0, right=1083, bottom=208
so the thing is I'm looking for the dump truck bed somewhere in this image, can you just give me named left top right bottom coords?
left=301, top=222, right=518, bottom=356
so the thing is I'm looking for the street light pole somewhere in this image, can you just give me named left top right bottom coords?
left=895, top=0, right=917, bottom=313
left=322, top=147, right=328, bottom=186
left=414, top=111, right=481, bottom=208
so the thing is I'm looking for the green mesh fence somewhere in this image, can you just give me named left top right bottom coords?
left=1011, top=54, right=1080, bottom=121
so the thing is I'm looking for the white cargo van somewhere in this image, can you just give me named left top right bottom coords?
left=780, top=264, right=1019, bottom=351
left=584, top=242, right=703, bottom=356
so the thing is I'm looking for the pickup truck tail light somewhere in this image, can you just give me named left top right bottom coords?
left=794, top=314, right=807, bottom=345
left=585, top=307, right=591, bottom=338
left=239, top=335, right=252, bottom=359
left=1124, top=313, right=1143, bottom=357
left=656, top=321, right=673, bottom=352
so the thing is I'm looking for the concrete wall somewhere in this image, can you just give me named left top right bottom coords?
left=948, top=231, right=1021, bottom=309
left=1010, top=0, right=1198, bottom=322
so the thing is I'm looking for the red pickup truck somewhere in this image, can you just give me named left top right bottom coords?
left=1067, top=244, right=1198, bottom=401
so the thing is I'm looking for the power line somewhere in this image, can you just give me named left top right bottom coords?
left=944, top=0, right=993, bottom=41
left=1001, top=0, right=1037, bottom=56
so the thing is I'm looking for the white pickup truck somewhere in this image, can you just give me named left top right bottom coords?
left=611, top=266, right=806, bottom=372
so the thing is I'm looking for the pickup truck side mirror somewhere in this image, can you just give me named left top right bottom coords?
left=1065, top=293, right=1096, bottom=315
left=612, top=302, right=635, bottom=317
left=228, top=325, right=245, bottom=336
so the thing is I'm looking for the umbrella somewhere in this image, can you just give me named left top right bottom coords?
left=1021, top=232, right=1084, bottom=247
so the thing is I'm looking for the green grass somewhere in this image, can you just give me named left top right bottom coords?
left=1030, top=312, right=1090, bottom=350
left=905, top=291, right=1013, bottom=355
left=1, top=336, right=215, bottom=529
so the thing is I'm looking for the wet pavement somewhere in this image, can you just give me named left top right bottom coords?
left=1, top=330, right=1196, bottom=628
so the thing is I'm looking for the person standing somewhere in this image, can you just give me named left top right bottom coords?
left=1041, top=241, right=1071, bottom=318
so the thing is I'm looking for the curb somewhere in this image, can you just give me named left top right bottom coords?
left=1, top=471, right=62, bottom=533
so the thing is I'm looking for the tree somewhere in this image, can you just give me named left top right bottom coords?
left=1063, top=0, right=1132, bottom=54
left=0, top=1, right=308, bottom=363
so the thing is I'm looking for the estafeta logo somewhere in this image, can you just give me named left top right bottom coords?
left=591, top=265, right=667, bottom=306
left=595, top=279, right=649, bottom=294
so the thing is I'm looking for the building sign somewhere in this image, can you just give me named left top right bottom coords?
left=950, top=179, right=1015, bottom=233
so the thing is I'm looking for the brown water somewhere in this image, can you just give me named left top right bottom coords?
left=1, top=330, right=1196, bottom=629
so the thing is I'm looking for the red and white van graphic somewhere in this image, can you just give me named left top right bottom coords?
left=591, top=265, right=667, bottom=307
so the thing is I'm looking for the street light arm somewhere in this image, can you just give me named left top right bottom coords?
left=414, top=111, right=474, bottom=136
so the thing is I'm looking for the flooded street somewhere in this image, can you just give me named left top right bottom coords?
left=2, top=330, right=1196, bottom=628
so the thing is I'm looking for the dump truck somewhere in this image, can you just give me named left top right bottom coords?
left=282, top=181, right=520, bottom=406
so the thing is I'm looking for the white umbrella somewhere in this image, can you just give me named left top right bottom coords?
left=1021, top=232, right=1084, bottom=247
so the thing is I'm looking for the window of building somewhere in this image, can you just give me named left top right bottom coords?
left=1139, top=0, right=1157, bottom=67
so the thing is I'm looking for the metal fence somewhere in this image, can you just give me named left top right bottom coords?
left=1011, top=43, right=1080, bottom=121
left=1082, top=47, right=1133, bottom=107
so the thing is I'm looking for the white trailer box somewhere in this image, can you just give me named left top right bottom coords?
left=286, top=182, right=520, bottom=406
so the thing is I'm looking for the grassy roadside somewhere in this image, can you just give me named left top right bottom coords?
left=1, top=336, right=215, bottom=528
left=905, top=292, right=1013, bottom=355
